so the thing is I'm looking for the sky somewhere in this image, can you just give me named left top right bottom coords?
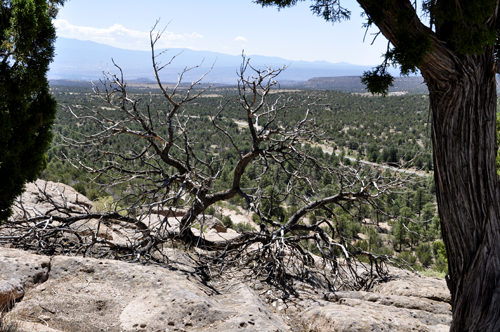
left=54, top=0, right=390, bottom=66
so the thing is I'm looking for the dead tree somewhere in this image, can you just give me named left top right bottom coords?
left=1, top=24, right=418, bottom=291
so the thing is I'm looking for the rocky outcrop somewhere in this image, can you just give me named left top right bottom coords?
left=301, top=287, right=451, bottom=332
left=298, top=299, right=449, bottom=332
left=2, top=179, right=239, bottom=249
left=1, top=247, right=289, bottom=332
left=10, top=179, right=92, bottom=220
left=0, top=248, right=51, bottom=311
left=293, top=269, right=451, bottom=332
left=0, top=246, right=452, bottom=332
left=372, top=276, right=451, bottom=303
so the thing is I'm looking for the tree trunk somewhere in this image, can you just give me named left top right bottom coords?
left=353, top=0, right=500, bottom=328
left=422, top=48, right=500, bottom=331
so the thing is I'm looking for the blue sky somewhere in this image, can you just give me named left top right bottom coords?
left=55, top=0, right=389, bottom=65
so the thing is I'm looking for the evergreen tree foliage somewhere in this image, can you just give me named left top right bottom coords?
left=0, top=0, right=64, bottom=220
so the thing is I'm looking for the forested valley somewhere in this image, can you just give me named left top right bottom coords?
left=41, top=81, right=447, bottom=277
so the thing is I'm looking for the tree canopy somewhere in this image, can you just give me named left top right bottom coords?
left=0, top=0, right=64, bottom=220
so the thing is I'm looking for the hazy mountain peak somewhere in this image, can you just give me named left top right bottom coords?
left=50, top=37, right=390, bottom=83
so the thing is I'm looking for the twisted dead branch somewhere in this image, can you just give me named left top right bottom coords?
left=0, top=24, right=420, bottom=291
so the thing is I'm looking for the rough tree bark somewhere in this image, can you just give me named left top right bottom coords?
left=360, top=1, right=500, bottom=330
left=351, top=0, right=500, bottom=329
left=422, top=50, right=500, bottom=331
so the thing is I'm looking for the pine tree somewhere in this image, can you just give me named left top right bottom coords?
left=0, top=0, right=64, bottom=220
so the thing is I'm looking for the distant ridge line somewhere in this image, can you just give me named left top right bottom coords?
left=292, top=76, right=428, bottom=93
left=49, top=75, right=429, bottom=94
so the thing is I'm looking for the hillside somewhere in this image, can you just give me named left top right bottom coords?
left=49, top=75, right=429, bottom=94
left=295, top=76, right=428, bottom=93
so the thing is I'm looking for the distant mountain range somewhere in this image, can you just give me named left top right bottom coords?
left=49, top=37, right=400, bottom=84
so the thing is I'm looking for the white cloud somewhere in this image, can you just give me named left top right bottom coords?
left=54, top=19, right=203, bottom=50
left=186, top=32, right=204, bottom=39
left=234, top=36, right=247, bottom=42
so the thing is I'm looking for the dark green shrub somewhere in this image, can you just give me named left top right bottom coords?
left=205, top=206, right=216, bottom=216
left=221, top=215, right=234, bottom=229
left=72, top=182, right=87, bottom=196
left=374, top=246, right=394, bottom=256
left=235, top=222, right=255, bottom=232
left=399, top=251, right=417, bottom=266
left=432, top=241, right=447, bottom=260
left=87, top=188, right=100, bottom=201
left=435, top=256, right=449, bottom=274
left=416, top=243, right=433, bottom=268
left=356, top=239, right=368, bottom=251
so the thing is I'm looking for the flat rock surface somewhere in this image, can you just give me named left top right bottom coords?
left=372, top=275, right=451, bottom=303
left=1, top=246, right=452, bottom=332
left=10, top=179, right=92, bottom=219
left=2, top=247, right=289, bottom=332
left=299, top=298, right=449, bottom=332
left=0, top=248, right=51, bottom=310
left=293, top=272, right=451, bottom=332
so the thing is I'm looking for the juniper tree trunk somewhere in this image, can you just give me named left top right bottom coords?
left=422, top=46, right=500, bottom=331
